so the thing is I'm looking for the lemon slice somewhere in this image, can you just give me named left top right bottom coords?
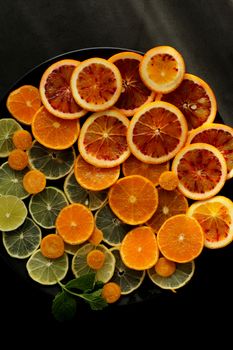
left=2, top=217, right=41, bottom=258
left=0, top=118, right=22, bottom=157
left=26, top=249, right=69, bottom=285
left=0, top=195, right=27, bottom=231
left=0, top=162, right=29, bottom=199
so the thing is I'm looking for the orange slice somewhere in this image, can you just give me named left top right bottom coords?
left=120, top=226, right=159, bottom=270
left=74, top=155, right=120, bottom=191
left=139, top=46, right=185, bottom=93
left=187, top=123, right=233, bottom=179
left=70, top=57, right=122, bottom=112
left=108, top=175, right=158, bottom=225
left=122, top=154, right=169, bottom=186
left=39, top=59, right=87, bottom=120
left=147, top=188, right=188, bottom=233
left=78, top=109, right=130, bottom=168
left=127, top=101, right=188, bottom=164
left=161, top=73, right=217, bottom=130
left=6, top=85, right=41, bottom=125
left=172, top=143, right=227, bottom=200
left=187, top=196, right=233, bottom=249
left=157, top=214, right=204, bottom=263
left=108, top=51, right=155, bottom=116
left=32, top=106, right=80, bottom=150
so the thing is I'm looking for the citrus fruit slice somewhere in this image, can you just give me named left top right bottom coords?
left=88, top=226, right=103, bottom=246
left=110, top=247, right=145, bottom=295
left=127, top=101, right=188, bottom=164
left=32, top=106, right=80, bottom=150
left=187, top=123, right=233, bottom=179
left=28, top=141, right=76, bottom=179
left=108, top=175, right=158, bottom=225
left=95, top=203, right=131, bottom=246
left=108, top=51, right=155, bottom=116
left=74, top=155, right=120, bottom=191
left=148, top=260, right=195, bottom=290
left=56, top=203, right=94, bottom=244
left=158, top=170, right=179, bottom=191
left=139, top=46, right=185, bottom=93
left=41, top=234, right=64, bottom=259
left=12, top=129, right=33, bottom=151
left=26, top=249, right=69, bottom=285
left=154, top=257, right=176, bottom=277
left=70, top=57, right=122, bottom=112
left=6, top=85, right=41, bottom=125
left=172, top=143, right=227, bottom=200
left=8, top=149, right=28, bottom=170
left=71, top=243, right=115, bottom=283
left=157, top=214, right=204, bottom=263
left=120, top=226, right=159, bottom=270
left=102, top=282, right=121, bottom=304
left=23, top=169, right=46, bottom=194
left=78, top=109, right=130, bottom=168
left=0, top=162, right=29, bottom=199
left=122, top=154, right=169, bottom=186
left=39, top=59, right=87, bottom=120
left=2, top=217, right=41, bottom=259
left=0, top=195, right=27, bottom=231
left=187, top=196, right=233, bottom=249
left=161, top=73, right=217, bottom=130
left=146, top=188, right=188, bottom=233
left=29, top=187, right=68, bottom=229
left=0, top=118, right=22, bottom=157
left=64, top=171, right=108, bottom=210
left=64, top=242, right=80, bottom=255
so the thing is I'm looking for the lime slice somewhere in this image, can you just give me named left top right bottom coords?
left=29, top=187, right=68, bottom=228
left=0, top=162, right=29, bottom=199
left=64, top=242, right=81, bottom=255
left=0, top=195, right=27, bottom=231
left=2, top=217, right=41, bottom=258
left=26, top=249, right=69, bottom=285
left=110, top=248, right=145, bottom=295
left=95, top=203, right=131, bottom=246
left=72, top=243, right=115, bottom=283
left=64, top=171, right=108, bottom=211
left=28, top=141, right=76, bottom=179
left=147, top=261, right=195, bottom=290
left=0, top=118, right=22, bottom=157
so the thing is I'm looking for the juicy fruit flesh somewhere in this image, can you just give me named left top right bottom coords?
left=148, top=54, right=178, bottom=84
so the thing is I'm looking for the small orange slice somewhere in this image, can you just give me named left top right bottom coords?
left=108, top=175, right=158, bottom=225
left=157, top=214, right=204, bottom=263
left=32, top=106, right=80, bottom=150
left=6, top=85, right=41, bottom=125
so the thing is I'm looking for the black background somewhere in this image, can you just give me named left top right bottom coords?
left=0, top=0, right=233, bottom=337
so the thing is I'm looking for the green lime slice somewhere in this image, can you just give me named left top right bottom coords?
left=147, top=261, right=195, bottom=290
left=0, top=195, right=27, bottom=231
left=28, top=141, right=76, bottom=179
left=64, top=171, right=108, bottom=211
left=26, top=249, right=69, bottom=285
left=72, top=243, right=115, bottom=283
left=0, top=118, right=22, bottom=157
left=0, top=162, right=29, bottom=199
left=29, top=187, right=68, bottom=228
left=110, top=248, right=145, bottom=295
left=95, top=203, right=131, bottom=246
left=64, top=242, right=81, bottom=255
left=2, top=217, right=41, bottom=258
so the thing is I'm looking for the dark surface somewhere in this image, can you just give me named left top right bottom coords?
left=0, top=0, right=233, bottom=333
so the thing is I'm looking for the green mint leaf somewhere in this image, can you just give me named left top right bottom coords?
left=94, top=280, right=104, bottom=290
left=52, top=291, right=77, bottom=322
left=82, top=289, right=108, bottom=311
left=65, top=272, right=96, bottom=292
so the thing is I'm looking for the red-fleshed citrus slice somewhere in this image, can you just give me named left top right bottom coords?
left=78, top=109, right=130, bottom=168
left=108, top=51, right=155, bottom=116
left=39, top=59, right=87, bottom=120
left=139, top=46, right=185, bottom=93
left=70, top=57, right=122, bottom=112
left=186, top=123, right=233, bottom=179
left=187, top=196, right=233, bottom=249
left=172, top=143, right=227, bottom=200
left=127, top=101, right=188, bottom=164
left=161, top=73, right=217, bottom=130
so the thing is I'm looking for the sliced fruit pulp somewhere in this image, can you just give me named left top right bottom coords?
left=148, top=53, right=178, bottom=84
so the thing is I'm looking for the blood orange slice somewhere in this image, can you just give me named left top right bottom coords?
left=70, top=57, right=122, bottom=112
left=127, top=101, right=188, bottom=164
left=161, top=73, right=217, bottom=130
left=39, top=59, right=87, bottom=120
left=108, top=51, right=155, bottom=116
left=172, top=143, right=227, bottom=200
left=187, top=123, right=233, bottom=179
left=78, top=109, right=130, bottom=168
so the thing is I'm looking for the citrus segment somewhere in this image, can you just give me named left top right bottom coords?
left=0, top=118, right=22, bottom=157
left=23, top=169, right=46, bottom=194
left=154, top=257, right=176, bottom=277
left=8, top=149, right=28, bottom=170
left=0, top=195, right=27, bottom=231
left=88, top=226, right=103, bottom=246
left=102, top=282, right=121, bottom=304
left=0, top=162, right=29, bottom=199
left=158, top=170, right=179, bottom=191
left=41, top=234, right=65, bottom=259
left=86, top=249, right=105, bottom=270
left=12, top=129, right=32, bottom=150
